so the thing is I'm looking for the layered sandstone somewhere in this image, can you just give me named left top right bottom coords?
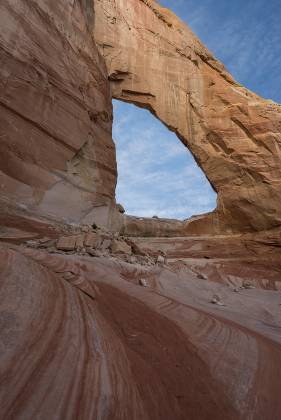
left=1, top=0, right=281, bottom=235
left=94, top=0, right=281, bottom=234
left=0, top=0, right=116, bottom=227
left=1, top=241, right=281, bottom=420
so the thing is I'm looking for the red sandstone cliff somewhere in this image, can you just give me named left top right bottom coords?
left=94, top=0, right=281, bottom=234
left=0, top=0, right=116, bottom=228
left=1, top=1, right=281, bottom=420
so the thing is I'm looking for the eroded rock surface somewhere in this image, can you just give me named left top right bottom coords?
left=1, top=0, right=281, bottom=235
left=0, top=0, right=116, bottom=227
left=1, top=242, right=281, bottom=419
left=94, top=0, right=281, bottom=234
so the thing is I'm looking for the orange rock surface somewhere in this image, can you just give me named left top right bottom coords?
left=1, top=243, right=281, bottom=419
left=94, top=0, right=281, bottom=233
left=0, top=0, right=116, bottom=226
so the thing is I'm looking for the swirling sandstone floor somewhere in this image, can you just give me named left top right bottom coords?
left=1, top=235, right=281, bottom=420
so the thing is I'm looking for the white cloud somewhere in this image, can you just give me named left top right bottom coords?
left=160, top=0, right=281, bottom=102
left=113, top=100, right=217, bottom=219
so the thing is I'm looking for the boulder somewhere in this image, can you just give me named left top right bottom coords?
left=111, top=240, right=132, bottom=255
left=56, top=236, right=77, bottom=251
left=75, top=234, right=85, bottom=250
left=127, top=240, right=147, bottom=256
left=84, top=232, right=100, bottom=248
left=100, top=239, right=112, bottom=252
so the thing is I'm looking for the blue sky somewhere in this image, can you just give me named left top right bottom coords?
left=113, top=0, right=281, bottom=219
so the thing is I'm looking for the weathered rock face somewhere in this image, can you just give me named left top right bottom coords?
left=1, top=241, right=281, bottom=420
left=1, top=0, right=281, bottom=235
left=94, top=0, right=281, bottom=233
left=0, top=0, right=116, bottom=226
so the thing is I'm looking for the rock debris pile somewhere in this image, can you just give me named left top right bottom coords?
left=25, top=225, right=166, bottom=267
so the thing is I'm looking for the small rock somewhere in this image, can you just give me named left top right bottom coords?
left=78, top=247, right=87, bottom=255
left=38, top=237, right=51, bottom=244
left=139, top=278, right=148, bottom=287
left=25, top=240, right=38, bottom=248
left=197, top=273, right=207, bottom=280
left=129, top=255, right=137, bottom=264
left=81, top=225, right=91, bottom=233
left=87, top=248, right=103, bottom=257
left=116, top=203, right=125, bottom=214
left=157, top=255, right=165, bottom=265
left=39, top=242, right=56, bottom=250
left=242, top=280, right=255, bottom=289
left=211, top=294, right=225, bottom=306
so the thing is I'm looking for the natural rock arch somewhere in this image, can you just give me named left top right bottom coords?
left=112, top=99, right=217, bottom=220
left=1, top=0, right=281, bottom=237
left=93, top=0, right=281, bottom=234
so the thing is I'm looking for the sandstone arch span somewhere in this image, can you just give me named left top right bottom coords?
left=94, top=0, right=281, bottom=234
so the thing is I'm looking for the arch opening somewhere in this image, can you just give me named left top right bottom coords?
left=112, top=100, right=217, bottom=221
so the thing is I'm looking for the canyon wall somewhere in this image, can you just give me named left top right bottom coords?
left=1, top=0, right=281, bottom=235
left=0, top=0, right=116, bottom=227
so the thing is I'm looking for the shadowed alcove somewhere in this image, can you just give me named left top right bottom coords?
left=113, top=100, right=217, bottom=220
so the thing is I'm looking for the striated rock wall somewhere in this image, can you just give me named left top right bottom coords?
left=94, top=0, right=281, bottom=234
left=1, top=0, right=281, bottom=235
left=1, top=243, right=281, bottom=419
left=0, top=0, right=116, bottom=226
